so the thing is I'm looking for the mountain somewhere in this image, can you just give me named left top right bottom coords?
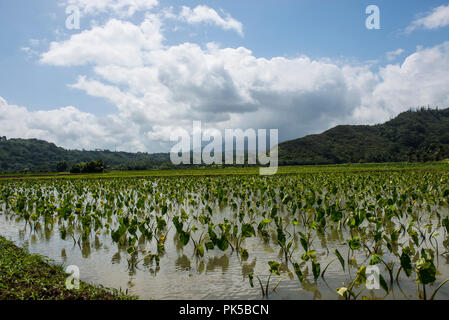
left=278, top=107, right=449, bottom=165
left=0, top=138, right=170, bottom=173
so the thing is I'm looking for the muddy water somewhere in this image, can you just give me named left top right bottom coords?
left=1, top=209, right=449, bottom=300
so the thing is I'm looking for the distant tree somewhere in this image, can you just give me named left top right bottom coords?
left=71, top=160, right=105, bottom=174
left=56, top=160, right=69, bottom=172
left=70, top=163, right=83, bottom=173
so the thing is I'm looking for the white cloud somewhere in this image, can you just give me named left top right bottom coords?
left=40, top=15, right=163, bottom=67
left=386, top=48, right=404, bottom=61
left=177, top=5, right=243, bottom=36
left=407, top=4, right=449, bottom=33
left=364, top=42, right=449, bottom=121
left=63, top=0, right=159, bottom=17
left=15, top=12, right=449, bottom=152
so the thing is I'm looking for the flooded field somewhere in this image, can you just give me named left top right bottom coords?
left=1, top=171, right=449, bottom=300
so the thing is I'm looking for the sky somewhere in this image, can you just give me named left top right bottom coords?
left=1, top=0, right=449, bottom=152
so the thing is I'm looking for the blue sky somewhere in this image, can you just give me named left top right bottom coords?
left=1, top=1, right=449, bottom=152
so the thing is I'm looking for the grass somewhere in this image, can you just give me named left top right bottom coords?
left=1, top=161, right=449, bottom=181
left=0, top=236, right=137, bottom=300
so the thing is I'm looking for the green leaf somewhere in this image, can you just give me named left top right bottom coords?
left=293, top=263, right=303, bottom=282
left=196, top=244, right=204, bottom=257
left=241, top=223, right=255, bottom=239
left=442, top=216, right=449, bottom=234
left=248, top=273, right=254, bottom=288
left=354, top=266, right=367, bottom=285
left=216, top=235, right=229, bottom=251
left=179, top=231, right=190, bottom=246
left=300, top=236, right=308, bottom=252
left=205, top=242, right=214, bottom=250
left=400, top=249, right=413, bottom=277
left=268, top=261, right=281, bottom=276
left=312, top=261, right=321, bottom=280
left=369, top=254, right=382, bottom=266
left=335, top=249, right=345, bottom=272
left=346, top=237, right=361, bottom=250
left=379, top=274, right=389, bottom=293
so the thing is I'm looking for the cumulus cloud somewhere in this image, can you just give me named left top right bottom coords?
left=0, top=96, right=168, bottom=152
left=177, top=5, right=243, bottom=36
left=41, top=15, right=163, bottom=67
left=407, top=4, right=449, bottom=33
left=63, top=0, right=159, bottom=17
left=7, top=10, right=445, bottom=152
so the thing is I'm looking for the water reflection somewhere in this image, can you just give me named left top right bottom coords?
left=241, top=259, right=256, bottom=277
left=175, top=254, right=191, bottom=271
left=112, top=251, right=121, bottom=264
left=206, top=255, right=229, bottom=274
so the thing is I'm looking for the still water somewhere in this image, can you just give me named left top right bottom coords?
left=1, top=208, right=449, bottom=300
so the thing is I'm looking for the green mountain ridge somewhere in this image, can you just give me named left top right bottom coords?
left=278, top=107, right=449, bottom=165
left=0, top=138, right=170, bottom=173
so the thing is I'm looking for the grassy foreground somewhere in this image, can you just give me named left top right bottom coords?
left=0, top=236, right=137, bottom=300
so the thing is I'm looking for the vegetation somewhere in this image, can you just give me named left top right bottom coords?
left=70, top=160, right=106, bottom=174
left=0, top=235, right=136, bottom=300
left=279, top=107, right=449, bottom=165
left=0, top=138, right=170, bottom=173
left=2, top=107, right=449, bottom=174
left=1, top=163, right=449, bottom=299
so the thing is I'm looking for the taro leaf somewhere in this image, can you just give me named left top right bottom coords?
left=258, top=218, right=271, bottom=231
left=179, top=231, right=190, bottom=246
left=205, top=242, right=214, bottom=251
left=300, top=236, right=308, bottom=252
left=208, top=228, right=218, bottom=245
left=416, top=259, right=436, bottom=285
left=240, top=248, right=249, bottom=259
left=330, top=210, right=343, bottom=223
left=59, top=226, right=67, bottom=240
left=354, top=265, right=367, bottom=285
left=335, top=249, right=345, bottom=272
left=312, top=261, right=321, bottom=280
left=337, top=287, right=348, bottom=297
left=216, top=235, right=229, bottom=251
left=270, top=207, right=278, bottom=219
left=346, top=237, right=361, bottom=250
left=416, top=251, right=437, bottom=285
left=196, top=244, right=204, bottom=257
left=369, top=254, right=382, bottom=266
left=268, top=261, right=281, bottom=276
left=172, top=216, right=183, bottom=233
left=233, top=225, right=238, bottom=237
left=277, top=227, right=286, bottom=247
left=293, top=262, right=303, bottom=282
left=248, top=273, right=254, bottom=288
left=379, top=274, right=389, bottom=293
left=241, top=223, right=255, bottom=239
left=127, top=246, right=136, bottom=255
left=400, top=249, right=413, bottom=277
left=443, top=189, right=449, bottom=198
left=443, top=216, right=449, bottom=234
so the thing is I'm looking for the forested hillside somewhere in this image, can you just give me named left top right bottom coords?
left=278, top=107, right=449, bottom=165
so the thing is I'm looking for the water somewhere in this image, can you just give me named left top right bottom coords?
left=1, top=210, right=449, bottom=300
